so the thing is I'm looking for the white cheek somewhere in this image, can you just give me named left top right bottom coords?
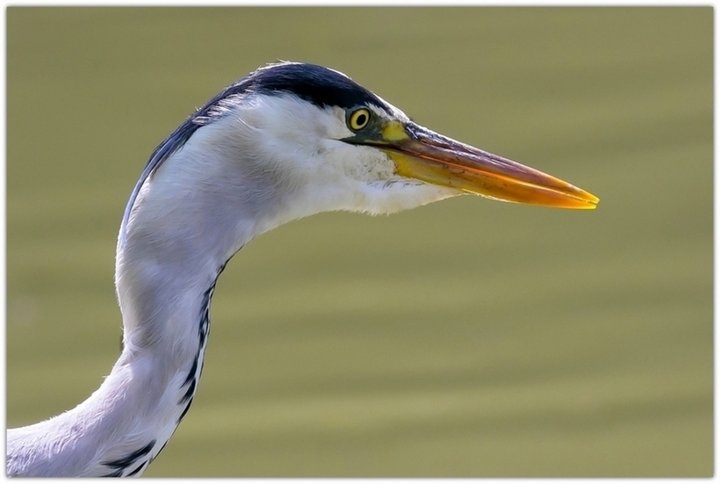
left=318, top=141, right=393, bottom=181
left=360, top=180, right=462, bottom=215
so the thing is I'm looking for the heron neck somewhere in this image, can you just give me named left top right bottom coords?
left=7, top=217, right=237, bottom=477
left=99, top=175, right=259, bottom=475
left=7, top=160, right=268, bottom=476
left=7, top=124, right=302, bottom=476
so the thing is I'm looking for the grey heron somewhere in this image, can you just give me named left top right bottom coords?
left=6, top=61, right=598, bottom=477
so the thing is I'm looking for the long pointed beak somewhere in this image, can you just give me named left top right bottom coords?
left=348, top=121, right=599, bottom=209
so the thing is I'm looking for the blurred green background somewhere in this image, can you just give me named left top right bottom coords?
left=6, top=7, right=712, bottom=477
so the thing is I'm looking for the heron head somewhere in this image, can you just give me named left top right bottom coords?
left=217, top=62, right=598, bottom=217
left=123, top=62, right=598, bottom=251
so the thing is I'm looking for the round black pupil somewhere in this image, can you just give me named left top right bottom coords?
left=355, top=112, right=367, bottom=126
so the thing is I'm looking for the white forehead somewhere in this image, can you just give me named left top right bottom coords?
left=368, top=94, right=410, bottom=123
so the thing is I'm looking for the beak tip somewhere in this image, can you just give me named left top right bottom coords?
left=562, top=189, right=599, bottom=210
left=580, top=189, right=600, bottom=209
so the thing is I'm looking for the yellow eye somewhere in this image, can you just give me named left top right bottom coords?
left=348, top=108, right=371, bottom=131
